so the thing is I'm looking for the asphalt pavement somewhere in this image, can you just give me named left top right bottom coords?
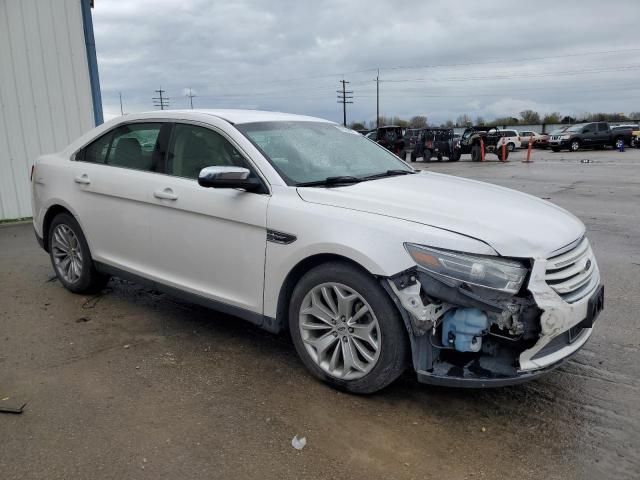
left=1, top=146, right=639, bottom=479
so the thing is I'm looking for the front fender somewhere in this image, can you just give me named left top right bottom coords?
left=262, top=186, right=496, bottom=318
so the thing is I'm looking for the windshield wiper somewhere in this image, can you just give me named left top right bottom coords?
left=362, top=169, right=417, bottom=180
left=296, top=176, right=363, bottom=187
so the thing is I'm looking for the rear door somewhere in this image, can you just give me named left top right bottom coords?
left=72, top=122, right=172, bottom=274
left=148, top=121, right=270, bottom=315
left=581, top=123, right=596, bottom=146
left=596, top=122, right=610, bottom=146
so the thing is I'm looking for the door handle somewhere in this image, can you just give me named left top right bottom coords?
left=153, top=188, right=178, bottom=201
left=74, top=174, right=91, bottom=185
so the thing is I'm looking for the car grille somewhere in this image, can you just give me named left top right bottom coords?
left=545, top=237, right=599, bottom=303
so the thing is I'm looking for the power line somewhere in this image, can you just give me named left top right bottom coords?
left=152, top=87, right=169, bottom=110
left=376, top=70, right=379, bottom=130
left=337, top=79, right=353, bottom=126
left=185, top=87, right=196, bottom=109
left=191, top=46, right=640, bottom=90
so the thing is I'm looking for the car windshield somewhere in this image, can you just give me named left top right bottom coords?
left=236, top=121, right=413, bottom=185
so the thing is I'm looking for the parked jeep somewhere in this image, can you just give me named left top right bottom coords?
left=458, top=126, right=510, bottom=161
left=420, top=128, right=461, bottom=162
left=368, top=126, right=406, bottom=155
left=549, top=122, right=630, bottom=152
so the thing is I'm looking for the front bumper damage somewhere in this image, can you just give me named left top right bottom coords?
left=384, top=253, right=602, bottom=388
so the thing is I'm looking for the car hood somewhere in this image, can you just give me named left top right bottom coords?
left=297, top=172, right=585, bottom=258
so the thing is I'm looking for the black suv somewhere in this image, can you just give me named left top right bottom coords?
left=548, top=122, right=630, bottom=152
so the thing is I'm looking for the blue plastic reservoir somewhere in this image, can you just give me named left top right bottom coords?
left=441, top=308, right=489, bottom=352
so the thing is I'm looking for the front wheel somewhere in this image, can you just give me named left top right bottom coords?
left=471, top=145, right=481, bottom=162
left=570, top=139, right=581, bottom=152
left=423, top=149, right=432, bottom=162
left=48, top=213, right=110, bottom=293
left=289, top=262, right=408, bottom=394
left=507, top=142, right=516, bottom=152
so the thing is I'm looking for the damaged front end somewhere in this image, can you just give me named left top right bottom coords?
left=384, top=239, right=603, bottom=387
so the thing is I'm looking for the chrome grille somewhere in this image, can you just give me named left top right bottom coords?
left=546, top=237, right=599, bottom=303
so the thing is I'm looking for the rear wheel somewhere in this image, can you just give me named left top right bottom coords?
left=449, top=150, right=461, bottom=162
left=48, top=213, right=110, bottom=293
left=423, top=149, right=432, bottom=162
left=614, top=137, right=624, bottom=149
left=289, top=262, right=408, bottom=394
left=437, top=153, right=443, bottom=162
left=507, top=142, right=516, bottom=152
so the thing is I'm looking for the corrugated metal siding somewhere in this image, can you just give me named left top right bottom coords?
left=0, top=0, right=96, bottom=220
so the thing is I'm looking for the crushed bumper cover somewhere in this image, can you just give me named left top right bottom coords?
left=386, top=249, right=602, bottom=388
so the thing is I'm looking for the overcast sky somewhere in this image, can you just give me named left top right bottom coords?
left=93, top=0, right=640, bottom=125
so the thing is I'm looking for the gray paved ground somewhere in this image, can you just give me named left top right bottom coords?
left=1, top=147, right=639, bottom=479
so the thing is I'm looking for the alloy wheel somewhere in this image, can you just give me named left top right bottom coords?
left=51, top=224, right=83, bottom=284
left=298, top=282, right=381, bottom=380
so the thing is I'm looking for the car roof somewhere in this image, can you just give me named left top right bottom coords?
left=113, top=109, right=332, bottom=125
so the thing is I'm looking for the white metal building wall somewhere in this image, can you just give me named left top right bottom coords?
left=0, top=0, right=96, bottom=220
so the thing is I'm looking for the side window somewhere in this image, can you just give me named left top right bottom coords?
left=598, top=123, right=608, bottom=132
left=167, top=124, right=249, bottom=179
left=109, top=123, right=163, bottom=171
left=80, top=123, right=164, bottom=171
left=82, top=131, right=113, bottom=164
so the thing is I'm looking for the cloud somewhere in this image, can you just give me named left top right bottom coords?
left=92, top=0, right=640, bottom=124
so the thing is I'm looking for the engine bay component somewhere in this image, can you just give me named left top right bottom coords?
left=441, top=308, right=489, bottom=352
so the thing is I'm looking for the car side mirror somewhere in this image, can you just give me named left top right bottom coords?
left=198, top=166, right=263, bottom=192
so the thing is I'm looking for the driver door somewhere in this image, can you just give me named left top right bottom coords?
left=148, top=122, right=270, bottom=316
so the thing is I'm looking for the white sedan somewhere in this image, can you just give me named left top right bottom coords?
left=31, top=110, right=604, bottom=392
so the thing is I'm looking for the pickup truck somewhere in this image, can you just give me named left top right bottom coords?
left=549, top=122, right=631, bottom=152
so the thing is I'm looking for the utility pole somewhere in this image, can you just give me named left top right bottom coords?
left=376, top=69, right=380, bottom=130
left=186, top=87, right=196, bottom=109
left=119, top=92, right=124, bottom=115
left=336, top=79, right=353, bottom=127
left=152, top=87, right=169, bottom=110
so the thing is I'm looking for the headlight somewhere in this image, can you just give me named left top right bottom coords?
left=405, top=243, right=527, bottom=294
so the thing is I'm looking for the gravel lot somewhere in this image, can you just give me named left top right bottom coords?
left=1, top=147, right=639, bottom=479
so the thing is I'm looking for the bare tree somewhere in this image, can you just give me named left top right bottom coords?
left=409, top=115, right=428, bottom=128
left=542, top=112, right=561, bottom=123
left=475, top=116, right=485, bottom=126
left=520, top=110, right=541, bottom=124
left=455, top=114, right=472, bottom=127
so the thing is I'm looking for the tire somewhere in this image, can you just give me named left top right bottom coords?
left=449, top=150, right=461, bottom=162
left=496, top=149, right=509, bottom=161
left=570, top=139, right=580, bottom=152
left=507, top=142, right=516, bottom=152
left=551, top=147, right=560, bottom=152
left=48, top=213, right=110, bottom=294
left=423, top=149, right=432, bottom=162
left=410, top=151, right=417, bottom=162
left=437, top=153, right=443, bottom=162
left=471, top=145, right=481, bottom=162
left=614, top=137, right=624, bottom=150
left=288, top=262, right=408, bottom=394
